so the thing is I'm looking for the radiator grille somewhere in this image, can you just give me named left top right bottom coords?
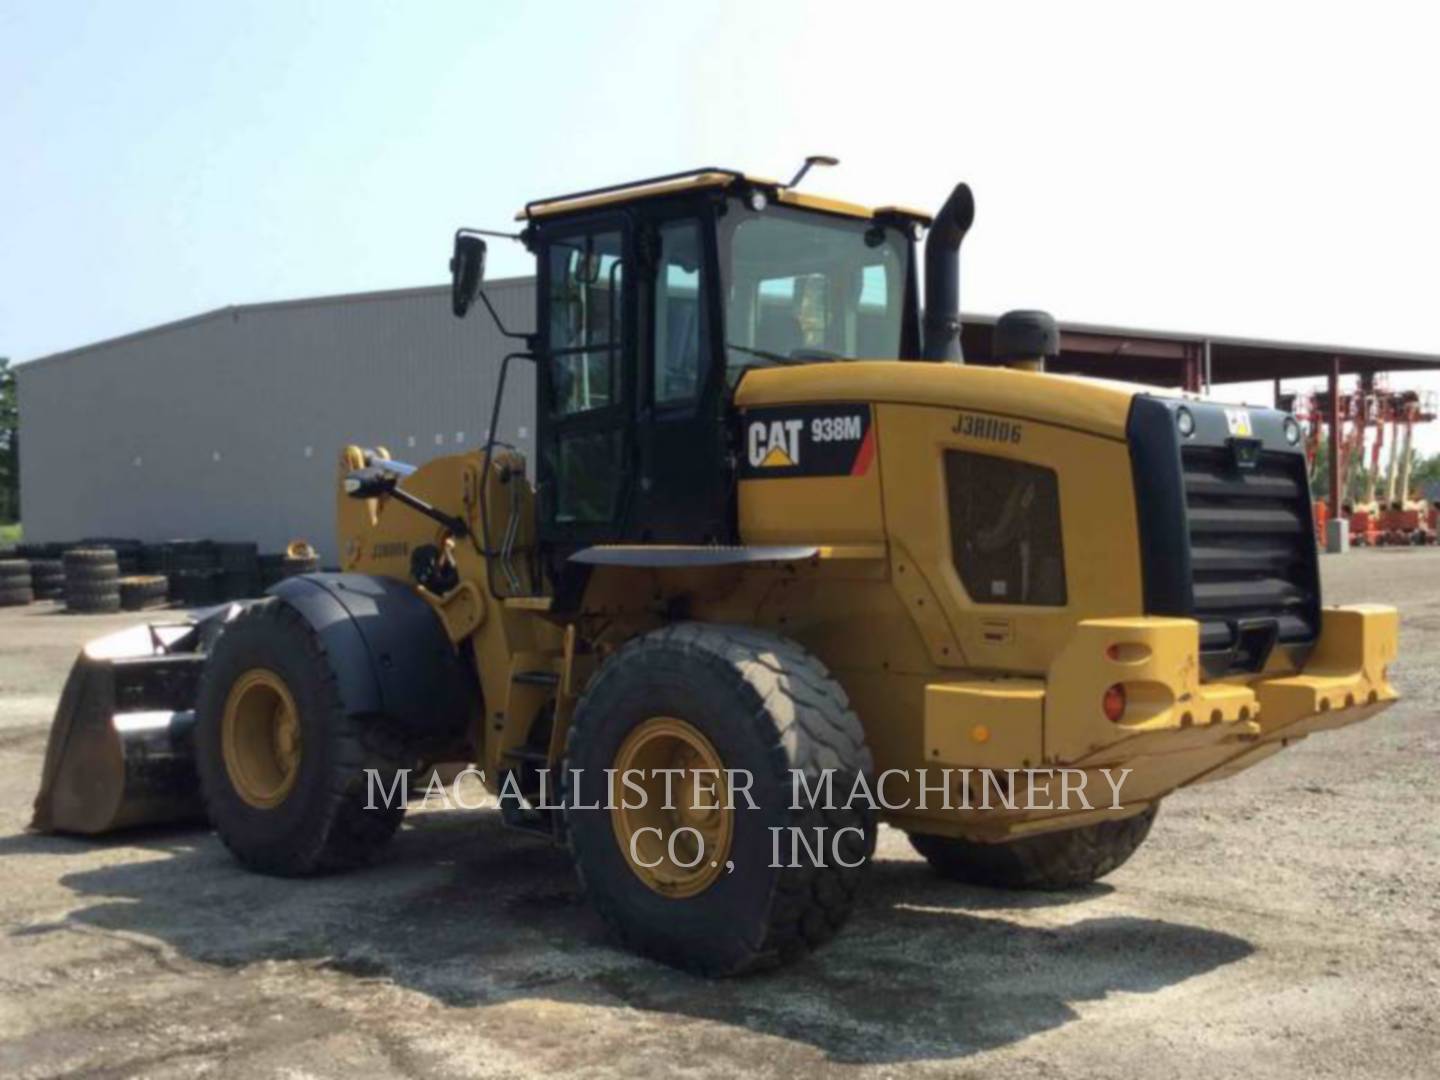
left=1181, top=445, right=1320, bottom=667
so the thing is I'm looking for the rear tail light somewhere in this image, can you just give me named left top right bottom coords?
left=1102, top=684, right=1127, bottom=723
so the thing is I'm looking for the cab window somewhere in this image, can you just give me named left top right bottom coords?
left=720, top=206, right=908, bottom=385
left=652, top=220, right=709, bottom=405
left=548, top=230, right=624, bottom=415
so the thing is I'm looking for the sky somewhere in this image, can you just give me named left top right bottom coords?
left=4, top=0, right=1440, bottom=440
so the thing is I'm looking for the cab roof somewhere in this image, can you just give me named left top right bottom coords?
left=516, top=167, right=933, bottom=226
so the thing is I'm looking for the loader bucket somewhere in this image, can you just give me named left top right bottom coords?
left=31, top=609, right=239, bottom=835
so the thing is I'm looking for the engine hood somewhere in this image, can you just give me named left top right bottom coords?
left=733, top=361, right=1143, bottom=441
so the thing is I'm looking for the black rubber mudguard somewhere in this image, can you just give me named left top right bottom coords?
left=268, top=573, right=472, bottom=739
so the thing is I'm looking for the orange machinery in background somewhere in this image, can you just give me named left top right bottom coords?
left=1284, top=382, right=1436, bottom=547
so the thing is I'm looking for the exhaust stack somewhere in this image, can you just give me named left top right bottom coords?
left=922, top=183, right=976, bottom=362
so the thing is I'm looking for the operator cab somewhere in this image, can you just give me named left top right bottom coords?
left=517, top=169, right=928, bottom=552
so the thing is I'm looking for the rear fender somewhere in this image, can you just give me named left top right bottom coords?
left=268, top=573, right=472, bottom=739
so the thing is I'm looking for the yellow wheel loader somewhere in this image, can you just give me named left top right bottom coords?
left=33, top=164, right=1400, bottom=975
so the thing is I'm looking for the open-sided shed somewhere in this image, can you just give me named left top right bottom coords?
left=962, top=318, right=1440, bottom=515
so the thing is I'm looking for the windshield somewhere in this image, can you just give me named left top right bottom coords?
left=719, top=204, right=910, bottom=384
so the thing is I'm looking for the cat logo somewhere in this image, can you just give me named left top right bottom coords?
left=748, top=419, right=804, bottom=469
left=1225, top=408, right=1253, bottom=437
left=738, top=404, right=874, bottom=479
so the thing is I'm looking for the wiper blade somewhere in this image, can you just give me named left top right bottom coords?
left=725, top=342, right=803, bottom=366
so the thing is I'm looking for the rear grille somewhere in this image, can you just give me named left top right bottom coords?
left=1181, top=446, right=1320, bottom=668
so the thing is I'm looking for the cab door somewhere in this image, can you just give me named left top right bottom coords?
left=535, top=217, right=634, bottom=547
left=632, top=210, right=731, bottom=542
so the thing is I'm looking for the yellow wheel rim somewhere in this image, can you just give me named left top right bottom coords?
left=221, top=668, right=303, bottom=809
left=611, top=717, right=734, bottom=899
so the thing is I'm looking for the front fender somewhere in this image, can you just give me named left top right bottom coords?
left=268, top=573, right=472, bottom=739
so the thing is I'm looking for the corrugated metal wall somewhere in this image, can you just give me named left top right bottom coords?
left=16, top=279, right=536, bottom=559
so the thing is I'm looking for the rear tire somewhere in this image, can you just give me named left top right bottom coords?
left=909, top=804, right=1159, bottom=890
left=564, top=623, right=875, bottom=976
left=195, top=599, right=410, bottom=876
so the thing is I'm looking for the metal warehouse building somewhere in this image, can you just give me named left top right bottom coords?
left=17, top=280, right=534, bottom=558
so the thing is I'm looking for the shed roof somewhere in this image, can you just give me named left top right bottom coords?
left=20, top=279, right=531, bottom=371
left=960, top=315, right=1440, bottom=387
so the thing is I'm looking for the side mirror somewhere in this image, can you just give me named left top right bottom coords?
left=450, top=231, right=488, bottom=318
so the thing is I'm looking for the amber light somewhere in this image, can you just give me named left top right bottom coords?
left=1102, top=684, right=1127, bottom=722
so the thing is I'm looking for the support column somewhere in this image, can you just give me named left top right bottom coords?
left=1328, top=355, right=1342, bottom=515
left=1182, top=344, right=1201, bottom=393
left=1273, top=378, right=1283, bottom=409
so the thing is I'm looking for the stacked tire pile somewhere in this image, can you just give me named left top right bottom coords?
left=218, top=542, right=260, bottom=600
left=164, top=540, right=268, bottom=606
left=8, top=542, right=66, bottom=605
left=82, top=538, right=142, bottom=575
left=118, top=575, right=169, bottom=611
left=1, top=536, right=321, bottom=612
left=165, top=541, right=223, bottom=607
left=18, top=542, right=66, bottom=559
left=259, top=541, right=321, bottom=590
left=0, top=558, right=35, bottom=607
left=64, top=548, right=122, bottom=613
left=30, top=557, right=65, bottom=600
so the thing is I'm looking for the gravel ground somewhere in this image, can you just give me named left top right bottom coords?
left=0, top=552, right=1436, bottom=1079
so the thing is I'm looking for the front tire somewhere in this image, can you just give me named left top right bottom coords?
left=564, top=623, right=875, bottom=976
left=909, top=804, right=1158, bottom=890
left=195, top=600, right=409, bottom=876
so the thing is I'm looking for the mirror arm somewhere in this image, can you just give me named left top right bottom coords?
left=476, top=287, right=533, bottom=344
left=460, top=227, right=523, bottom=242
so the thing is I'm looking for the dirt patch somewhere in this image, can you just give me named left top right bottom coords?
left=0, top=553, right=1436, bottom=1078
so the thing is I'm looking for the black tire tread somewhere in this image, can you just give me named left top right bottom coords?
left=63, top=547, right=118, bottom=567
left=119, top=575, right=170, bottom=610
left=909, top=804, right=1159, bottom=890
left=66, top=582, right=122, bottom=599
left=0, top=558, right=31, bottom=580
left=196, top=600, right=408, bottom=876
left=66, top=595, right=121, bottom=613
left=564, top=622, right=874, bottom=976
left=65, top=567, right=120, bottom=583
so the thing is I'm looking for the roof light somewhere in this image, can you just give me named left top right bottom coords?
left=748, top=189, right=768, bottom=212
left=1176, top=407, right=1196, bottom=438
